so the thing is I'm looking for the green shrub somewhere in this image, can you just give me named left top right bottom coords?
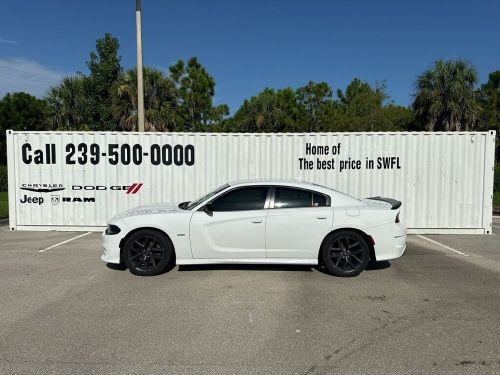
left=0, top=165, right=7, bottom=192
left=494, top=192, right=500, bottom=206
left=0, top=192, right=7, bottom=219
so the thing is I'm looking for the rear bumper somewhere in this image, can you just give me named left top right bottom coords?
left=367, top=223, right=407, bottom=261
left=378, top=235, right=406, bottom=261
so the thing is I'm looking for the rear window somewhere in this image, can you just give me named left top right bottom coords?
left=275, top=187, right=312, bottom=208
left=274, top=187, right=329, bottom=208
left=313, top=193, right=328, bottom=207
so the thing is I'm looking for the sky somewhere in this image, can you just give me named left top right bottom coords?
left=1, top=0, right=499, bottom=113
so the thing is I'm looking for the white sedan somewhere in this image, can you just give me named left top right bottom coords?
left=101, top=180, right=406, bottom=277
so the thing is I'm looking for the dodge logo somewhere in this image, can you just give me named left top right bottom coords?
left=126, top=183, right=143, bottom=194
left=71, top=183, right=144, bottom=194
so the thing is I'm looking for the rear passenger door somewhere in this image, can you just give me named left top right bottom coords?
left=265, top=186, right=333, bottom=259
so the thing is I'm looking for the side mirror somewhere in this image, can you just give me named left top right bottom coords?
left=203, top=203, right=214, bottom=216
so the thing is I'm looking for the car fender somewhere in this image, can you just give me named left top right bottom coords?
left=118, top=213, right=193, bottom=259
left=332, top=207, right=389, bottom=231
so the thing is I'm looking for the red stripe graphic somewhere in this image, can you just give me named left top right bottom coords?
left=131, top=183, right=143, bottom=194
left=126, top=183, right=137, bottom=194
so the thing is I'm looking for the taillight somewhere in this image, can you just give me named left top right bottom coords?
left=395, top=212, right=400, bottom=223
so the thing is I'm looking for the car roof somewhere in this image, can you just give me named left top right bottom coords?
left=227, top=179, right=342, bottom=196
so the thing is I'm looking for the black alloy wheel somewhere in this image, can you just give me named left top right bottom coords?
left=123, top=230, right=173, bottom=276
left=321, top=230, right=370, bottom=277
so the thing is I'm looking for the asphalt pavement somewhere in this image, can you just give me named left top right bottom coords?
left=0, top=219, right=499, bottom=374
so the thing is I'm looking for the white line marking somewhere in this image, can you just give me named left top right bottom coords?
left=416, top=235, right=470, bottom=257
left=249, top=313, right=253, bottom=323
left=38, top=232, right=92, bottom=253
left=492, top=225, right=500, bottom=229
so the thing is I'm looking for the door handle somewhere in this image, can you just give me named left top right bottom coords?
left=316, top=216, right=327, bottom=220
left=251, top=219, right=263, bottom=224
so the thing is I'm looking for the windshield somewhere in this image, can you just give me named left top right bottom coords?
left=185, top=184, right=230, bottom=210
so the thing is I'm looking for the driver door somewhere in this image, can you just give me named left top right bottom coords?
left=189, top=186, right=270, bottom=259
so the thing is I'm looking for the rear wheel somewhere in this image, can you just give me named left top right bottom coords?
left=123, top=230, right=173, bottom=276
left=321, top=230, right=370, bottom=277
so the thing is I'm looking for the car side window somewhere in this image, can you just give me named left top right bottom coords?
left=210, top=187, right=269, bottom=212
left=274, top=187, right=312, bottom=208
left=313, top=192, right=328, bottom=207
left=274, top=187, right=330, bottom=208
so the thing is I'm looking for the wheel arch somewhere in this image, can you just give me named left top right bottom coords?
left=318, top=228, right=376, bottom=264
left=119, top=227, right=176, bottom=264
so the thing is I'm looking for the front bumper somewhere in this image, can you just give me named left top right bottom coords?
left=101, top=230, right=124, bottom=264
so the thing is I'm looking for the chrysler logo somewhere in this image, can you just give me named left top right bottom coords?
left=21, top=183, right=64, bottom=193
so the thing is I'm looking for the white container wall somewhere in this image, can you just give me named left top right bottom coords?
left=6, top=131, right=496, bottom=234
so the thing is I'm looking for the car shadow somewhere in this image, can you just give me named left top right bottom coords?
left=366, top=260, right=391, bottom=271
left=313, top=260, right=391, bottom=276
left=107, top=259, right=390, bottom=275
left=177, top=264, right=314, bottom=272
left=106, top=263, right=127, bottom=271
left=106, top=255, right=177, bottom=274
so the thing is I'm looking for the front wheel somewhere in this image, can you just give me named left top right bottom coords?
left=321, top=231, right=370, bottom=277
left=123, top=230, right=174, bottom=276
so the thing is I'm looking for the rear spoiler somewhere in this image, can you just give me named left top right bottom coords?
left=367, top=196, right=402, bottom=210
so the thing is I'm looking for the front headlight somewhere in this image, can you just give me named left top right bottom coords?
left=105, top=224, right=121, bottom=235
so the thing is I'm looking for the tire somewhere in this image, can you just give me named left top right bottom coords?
left=321, top=230, right=370, bottom=277
left=122, top=229, right=174, bottom=276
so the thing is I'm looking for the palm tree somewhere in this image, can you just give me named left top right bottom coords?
left=413, top=60, right=482, bottom=131
left=111, top=67, right=177, bottom=131
left=46, top=76, right=93, bottom=130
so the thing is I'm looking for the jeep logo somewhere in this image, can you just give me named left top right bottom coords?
left=20, top=195, right=44, bottom=205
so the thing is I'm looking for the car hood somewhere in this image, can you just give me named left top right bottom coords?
left=112, top=203, right=183, bottom=220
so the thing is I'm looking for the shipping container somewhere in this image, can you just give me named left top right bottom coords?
left=6, top=130, right=496, bottom=234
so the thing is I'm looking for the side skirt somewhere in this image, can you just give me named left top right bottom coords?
left=176, top=258, right=318, bottom=266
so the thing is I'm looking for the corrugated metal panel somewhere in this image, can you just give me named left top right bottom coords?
left=7, top=131, right=496, bottom=233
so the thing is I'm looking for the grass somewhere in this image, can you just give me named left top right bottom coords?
left=0, top=192, right=8, bottom=220
left=494, top=191, right=500, bottom=207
